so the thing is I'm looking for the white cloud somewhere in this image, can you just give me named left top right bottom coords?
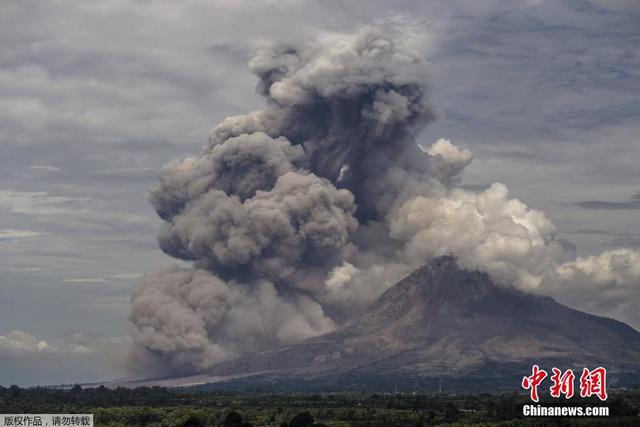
left=546, top=249, right=640, bottom=326
left=0, top=331, right=133, bottom=385
left=108, top=272, right=144, bottom=280
left=0, top=229, right=45, bottom=241
left=30, top=165, right=60, bottom=172
left=0, top=190, right=151, bottom=232
left=62, top=278, right=110, bottom=283
left=63, top=272, right=143, bottom=283
left=0, top=190, right=89, bottom=216
left=0, top=331, right=94, bottom=360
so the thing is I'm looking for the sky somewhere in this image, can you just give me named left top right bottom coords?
left=0, top=0, right=639, bottom=386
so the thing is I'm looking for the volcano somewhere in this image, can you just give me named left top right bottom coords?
left=116, top=256, right=640, bottom=391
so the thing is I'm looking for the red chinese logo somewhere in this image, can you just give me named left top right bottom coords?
left=550, top=368, right=575, bottom=399
left=522, top=366, right=607, bottom=401
left=579, top=367, right=608, bottom=401
left=521, top=365, right=547, bottom=402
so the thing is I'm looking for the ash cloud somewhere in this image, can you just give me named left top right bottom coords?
left=130, top=29, right=640, bottom=373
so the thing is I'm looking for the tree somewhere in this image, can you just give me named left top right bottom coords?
left=9, top=385, right=21, bottom=398
left=289, top=411, right=314, bottom=427
left=131, top=406, right=161, bottom=426
left=443, top=403, right=460, bottom=423
left=223, top=410, right=244, bottom=427
left=180, top=414, right=204, bottom=427
left=609, top=395, right=636, bottom=417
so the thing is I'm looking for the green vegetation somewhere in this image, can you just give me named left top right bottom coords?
left=0, top=384, right=638, bottom=426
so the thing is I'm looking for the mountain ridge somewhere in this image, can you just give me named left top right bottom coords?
left=110, top=256, right=640, bottom=391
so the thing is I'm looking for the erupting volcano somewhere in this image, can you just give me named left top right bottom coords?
left=126, top=29, right=640, bottom=386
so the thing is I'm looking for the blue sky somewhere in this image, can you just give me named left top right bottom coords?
left=0, top=0, right=639, bottom=385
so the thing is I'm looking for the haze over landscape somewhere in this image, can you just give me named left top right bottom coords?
left=1, top=0, right=639, bottom=387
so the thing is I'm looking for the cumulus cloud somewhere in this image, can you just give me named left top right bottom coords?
left=0, top=330, right=100, bottom=360
left=424, top=138, right=472, bottom=182
left=546, top=249, right=640, bottom=327
left=0, top=331, right=58, bottom=359
left=553, top=249, right=640, bottom=295
left=130, top=28, right=640, bottom=373
left=0, top=330, right=132, bottom=385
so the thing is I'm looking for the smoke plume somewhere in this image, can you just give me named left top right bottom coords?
left=130, top=29, right=640, bottom=373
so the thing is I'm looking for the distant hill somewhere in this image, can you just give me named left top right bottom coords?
left=110, top=256, right=640, bottom=391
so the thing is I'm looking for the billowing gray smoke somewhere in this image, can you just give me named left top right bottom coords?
left=130, top=29, right=640, bottom=373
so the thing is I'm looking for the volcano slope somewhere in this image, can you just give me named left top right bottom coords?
left=124, top=256, right=640, bottom=391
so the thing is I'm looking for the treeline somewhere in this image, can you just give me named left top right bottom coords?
left=0, top=384, right=639, bottom=426
left=0, top=384, right=193, bottom=411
